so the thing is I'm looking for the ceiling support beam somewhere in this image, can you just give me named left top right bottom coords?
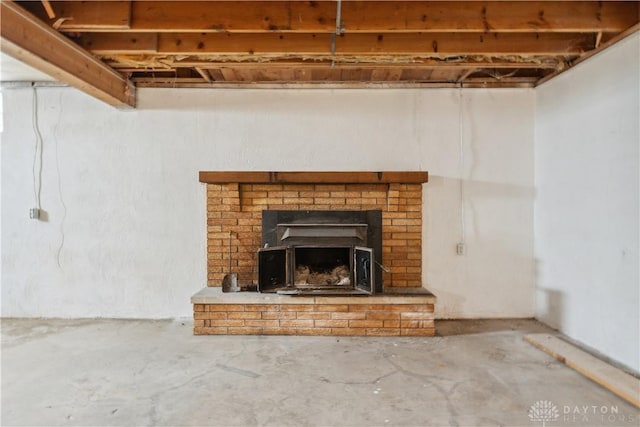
left=196, top=61, right=558, bottom=70
left=7, top=1, right=636, bottom=90
left=39, top=1, right=638, bottom=34
left=0, top=1, right=135, bottom=108
left=341, top=1, right=638, bottom=34
left=78, top=31, right=595, bottom=56
left=132, top=79, right=536, bottom=90
left=76, top=33, right=158, bottom=54
left=32, top=1, right=132, bottom=30
left=116, top=59, right=560, bottom=71
left=334, top=32, right=596, bottom=56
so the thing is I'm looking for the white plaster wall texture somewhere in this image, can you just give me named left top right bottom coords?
left=535, top=33, right=640, bottom=372
left=1, top=87, right=535, bottom=319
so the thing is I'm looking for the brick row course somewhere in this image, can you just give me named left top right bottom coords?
left=193, top=303, right=435, bottom=336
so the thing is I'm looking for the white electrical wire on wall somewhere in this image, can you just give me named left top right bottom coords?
left=458, top=85, right=466, bottom=245
left=32, top=87, right=44, bottom=212
left=54, top=90, right=67, bottom=268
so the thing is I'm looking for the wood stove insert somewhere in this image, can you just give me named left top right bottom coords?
left=258, top=210, right=383, bottom=295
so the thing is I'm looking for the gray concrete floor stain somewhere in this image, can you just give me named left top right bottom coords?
left=1, top=319, right=638, bottom=426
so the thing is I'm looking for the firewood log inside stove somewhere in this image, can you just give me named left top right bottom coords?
left=295, top=264, right=351, bottom=286
left=294, top=265, right=310, bottom=285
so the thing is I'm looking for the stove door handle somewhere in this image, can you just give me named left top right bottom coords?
left=375, top=261, right=390, bottom=273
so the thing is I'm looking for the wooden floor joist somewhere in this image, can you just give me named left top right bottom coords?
left=525, top=334, right=640, bottom=408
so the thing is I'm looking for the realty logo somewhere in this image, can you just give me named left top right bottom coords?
left=529, top=400, right=560, bottom=427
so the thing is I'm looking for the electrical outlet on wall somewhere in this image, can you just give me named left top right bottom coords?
left=456, top=243, right=466, bottom=255
left=29, top=208, right=41, bottom=220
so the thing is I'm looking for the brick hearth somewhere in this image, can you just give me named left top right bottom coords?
left=192, top=288, right=435, bottom=336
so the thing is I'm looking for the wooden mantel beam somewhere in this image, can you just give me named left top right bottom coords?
left=0, top=1, right=135, bottom=108
left=199, top=172, right=429, bottom=184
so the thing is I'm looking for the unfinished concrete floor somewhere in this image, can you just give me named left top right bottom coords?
left=2, top=319, right=638, bottom=426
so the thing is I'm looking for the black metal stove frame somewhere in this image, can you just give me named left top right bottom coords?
left=258, top=210, right=383, bottom=295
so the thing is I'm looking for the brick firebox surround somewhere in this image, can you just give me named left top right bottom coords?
left=192, top=171, right=436, bottom=336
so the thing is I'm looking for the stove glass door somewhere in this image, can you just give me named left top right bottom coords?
left=354, top=246, right=374, bottom=294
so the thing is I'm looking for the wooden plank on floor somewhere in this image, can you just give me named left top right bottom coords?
left=524, top=334, right=640, bottom=408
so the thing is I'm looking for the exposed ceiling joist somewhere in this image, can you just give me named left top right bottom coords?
left=34, top=1, right=638, bottom=34
left=77, top=31, right=597, bottom=56
left=119, top=59, right=561, bottom=71
left=48, top=0, right=131, bottom=30
left=4, top=1, right=639, bottom=94
left=0, top=1, right=135, bottom=108
left=131, top=80, right=538, bottom=90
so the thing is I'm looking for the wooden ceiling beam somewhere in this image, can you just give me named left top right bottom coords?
left=334, top=33, right=596, bottom=56
left=28, top=0, right=132, bottom=30
left=11, top=0, right=635, bottom=90
left=131, top=1, right=334, bottom=33
left=107, top=32, right=333, bottom=55
left=342, top=1, right=638, bottom=34
left=465, top=76, right=537, bottom=84
left=132, top=80, right=535, bottom=89
left=155, top=60, right=561, bottom=70
left=75, top=33, right=158, bottom=54
left=1, top=1, right=135, bottom=108
left=41, top=1, right=638, bottom=34
left=81, top=32, right=595, bottom=56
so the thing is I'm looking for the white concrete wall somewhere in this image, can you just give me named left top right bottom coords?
left=1, top=87, right=535, bottom=319
left=535, top=33, right=640, bottom=372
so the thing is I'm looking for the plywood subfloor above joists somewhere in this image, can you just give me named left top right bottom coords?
left=6, top=1, right=640, bottom=96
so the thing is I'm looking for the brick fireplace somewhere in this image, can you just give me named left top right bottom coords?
left=191, top=171, right=436, bottom=336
